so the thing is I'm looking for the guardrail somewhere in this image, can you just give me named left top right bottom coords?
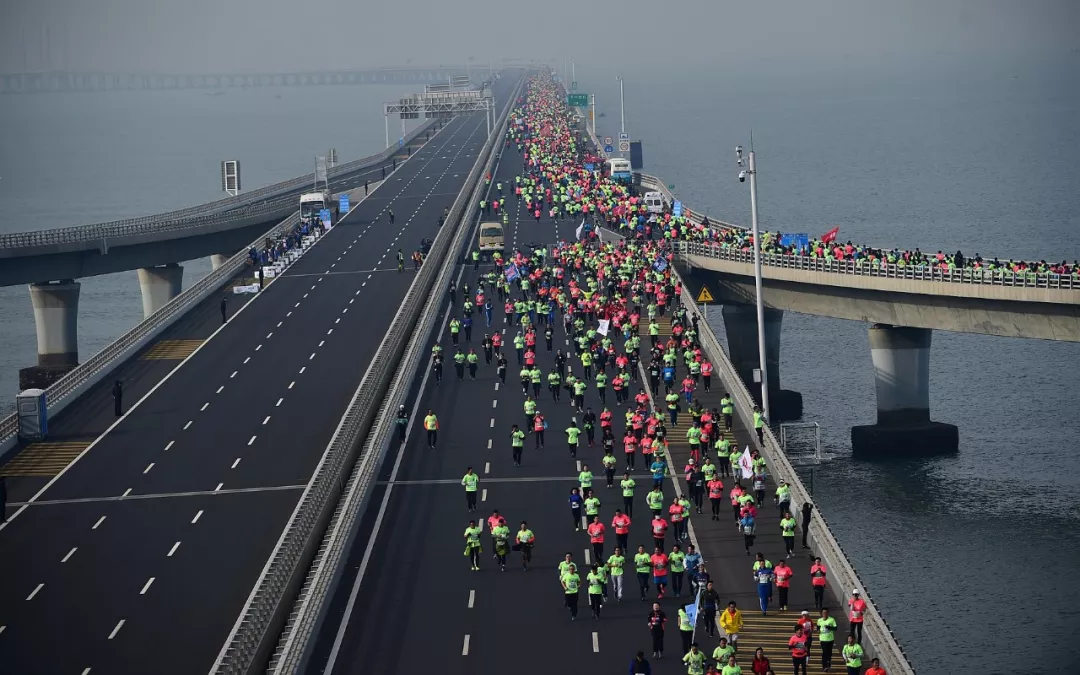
left=671, top=273, right=917, bottom=673
left=676, top=240, right=1078, bottom=290
left=267, top=77, right=522, bottom=675
left=208, top=77, right=521, bottom=675
left=636, top=174, right=1076, bottom=291
left=0, top=126, right=448, bottom=459
left=0, top=120, right=437, bottom=251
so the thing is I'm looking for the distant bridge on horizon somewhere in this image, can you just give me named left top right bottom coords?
left=0, top=65, right=495, bottom=94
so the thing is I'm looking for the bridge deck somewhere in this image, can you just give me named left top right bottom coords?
left=314, top=130, right=856, bottom=675
left=0, top=109, right=495, bottom=675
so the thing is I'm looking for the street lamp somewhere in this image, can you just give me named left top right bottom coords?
left=736, top=142, right=770, bottom=421
left=615, top=76, right=626, bottom=136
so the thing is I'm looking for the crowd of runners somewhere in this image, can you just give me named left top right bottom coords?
left=428, top=74, right=890, bottom=675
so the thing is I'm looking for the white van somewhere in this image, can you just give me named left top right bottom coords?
left=643, top=191, right=667, bottom=215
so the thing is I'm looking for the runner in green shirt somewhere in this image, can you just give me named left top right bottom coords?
left=561, top=564, right=581, bottom=620
left=510, top=424, right=525, bottom=466
left=463, top=520, right=482, bottom=571
left=607, top=547, right=626, bottom=601
left=566, top=422, right=581, bottom=458
left=587, top=563, right=605, bottom=619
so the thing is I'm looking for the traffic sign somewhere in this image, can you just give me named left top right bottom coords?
left=696, top=285, right=715, bottom=304
left=673, top=200, right=683, bottom=217
left=618, top=140, right=630, bottom=152
left=567, top=93, right=588, bottom=107
left=619, top=132, right=629, bottom=141
left=604, top=144, right=614, bottom=153
left=571, top=80, right=578, bottom=91
left=603, top=136, right=613, bottom=146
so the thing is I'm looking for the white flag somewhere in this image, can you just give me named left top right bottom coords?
left=597, top=319, right=610, bottom=336
left=574, top=220, right=585, bottom=241
left=739, top=446, right=754, bottom=480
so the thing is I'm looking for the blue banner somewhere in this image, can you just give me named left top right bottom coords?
left=653, top=257, right=668, bottom=272
left=319, top=209, right=331, bottom=224
left=505, top=263, right=520, bottom=282
left=673, top=200, right=683, bottom=218
left=585, top=163, right=595, bottom=171
left=339, top=194, right=350, bottom=213
left=780, top=233, right=810, bottom=253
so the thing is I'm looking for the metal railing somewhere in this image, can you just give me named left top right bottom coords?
left=209, top=77, right=522, bottom=675
left=267, top=78, right=522, bottom=675
left=636, top=174, right=1076, bottom=291
left=0, top=212, right=302, bottom=449
left=0, top=120, right=436, bottom=251
left=673, top=276, right=917, bottom=674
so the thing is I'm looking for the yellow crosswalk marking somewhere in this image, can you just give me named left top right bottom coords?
left=140, top=339, right=203, bottom=360
left=0, top=440, right=91, bottom=477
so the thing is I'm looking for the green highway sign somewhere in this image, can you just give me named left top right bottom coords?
left=668, top=184, right=675, bottom=189
left=567, top=93, right=589, bottom=107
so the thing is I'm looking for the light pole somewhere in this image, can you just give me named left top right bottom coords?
left=736, top=142, right=770, bottom=421
left=616, top=76, right=626, bottom=135
left=571, top=60, right=576, bottom=87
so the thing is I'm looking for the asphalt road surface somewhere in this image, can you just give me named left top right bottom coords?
left=0, top=97, right=509, bottom=675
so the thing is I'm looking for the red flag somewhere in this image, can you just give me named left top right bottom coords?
left=821, top=226, right=840, bottom=244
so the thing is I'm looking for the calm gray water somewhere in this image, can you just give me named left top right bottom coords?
left=2, top=55, right=1078, bottom=669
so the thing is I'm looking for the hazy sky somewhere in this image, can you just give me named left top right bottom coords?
left=1, top=0, right=1077, bottom=73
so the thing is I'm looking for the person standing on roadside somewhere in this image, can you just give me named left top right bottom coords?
left=801, top=501, right=814, bottom=549
left=112, top=380, right=123, bottom=417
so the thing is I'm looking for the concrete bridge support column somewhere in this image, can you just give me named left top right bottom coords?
left=720, top=304, right=803, bottom=420
left=137, top=263, right=184, bottom=319
left=851, top=325, right=958, bottom=457
left=210, top=254, right=230, bottom=270
left=18, top=281, right=81, bottom=390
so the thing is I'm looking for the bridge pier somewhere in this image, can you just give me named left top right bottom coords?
left=210, top=254, right=230, bottom=270
left=851, top=325, right=959, bottom=457
left=720, top=304, right=803, bottom=421
left=137, top=264, right=184, bottom=319
left=18, top=281, right=81, bottom=390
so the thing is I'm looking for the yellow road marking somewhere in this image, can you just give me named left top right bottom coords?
left=0, top=441, right=92, bottom=477
left=141, top=339, right=203, bottom=360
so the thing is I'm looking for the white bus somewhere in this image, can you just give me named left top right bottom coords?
left=606, top=158, right=632, bottom=184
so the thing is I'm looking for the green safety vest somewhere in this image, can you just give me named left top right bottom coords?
left=462, top=474, right=478, bottom=491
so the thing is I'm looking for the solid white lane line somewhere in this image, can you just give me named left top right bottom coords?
left=62, top=547, right=77, bottom=563
left=248, top=436, right=257, bottom=446
left=143, top=463, right=154, bottom=474
left=263, top=416, right=271, bottom=425
left=167, top=542, right=180, bottom=557
left=231, top=458, right=241, bottom=469
left=92, top=516, right=106, bottom=529
left=468, top=590, right=475, bottom=608
left=276, top=398, right=283, bottom=406
left=107, top=620, right=125, bottom=640
left=140, top=577, right=155, bottom=595
left=462, top=635, right=470, bottom=656
left=26, top=583, right=44, bottom=601
left=165, top=441, right=174, bottom=451
left=183, top=421, right=193, bottom=430
left=192, top=510, right=203, bottom=524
